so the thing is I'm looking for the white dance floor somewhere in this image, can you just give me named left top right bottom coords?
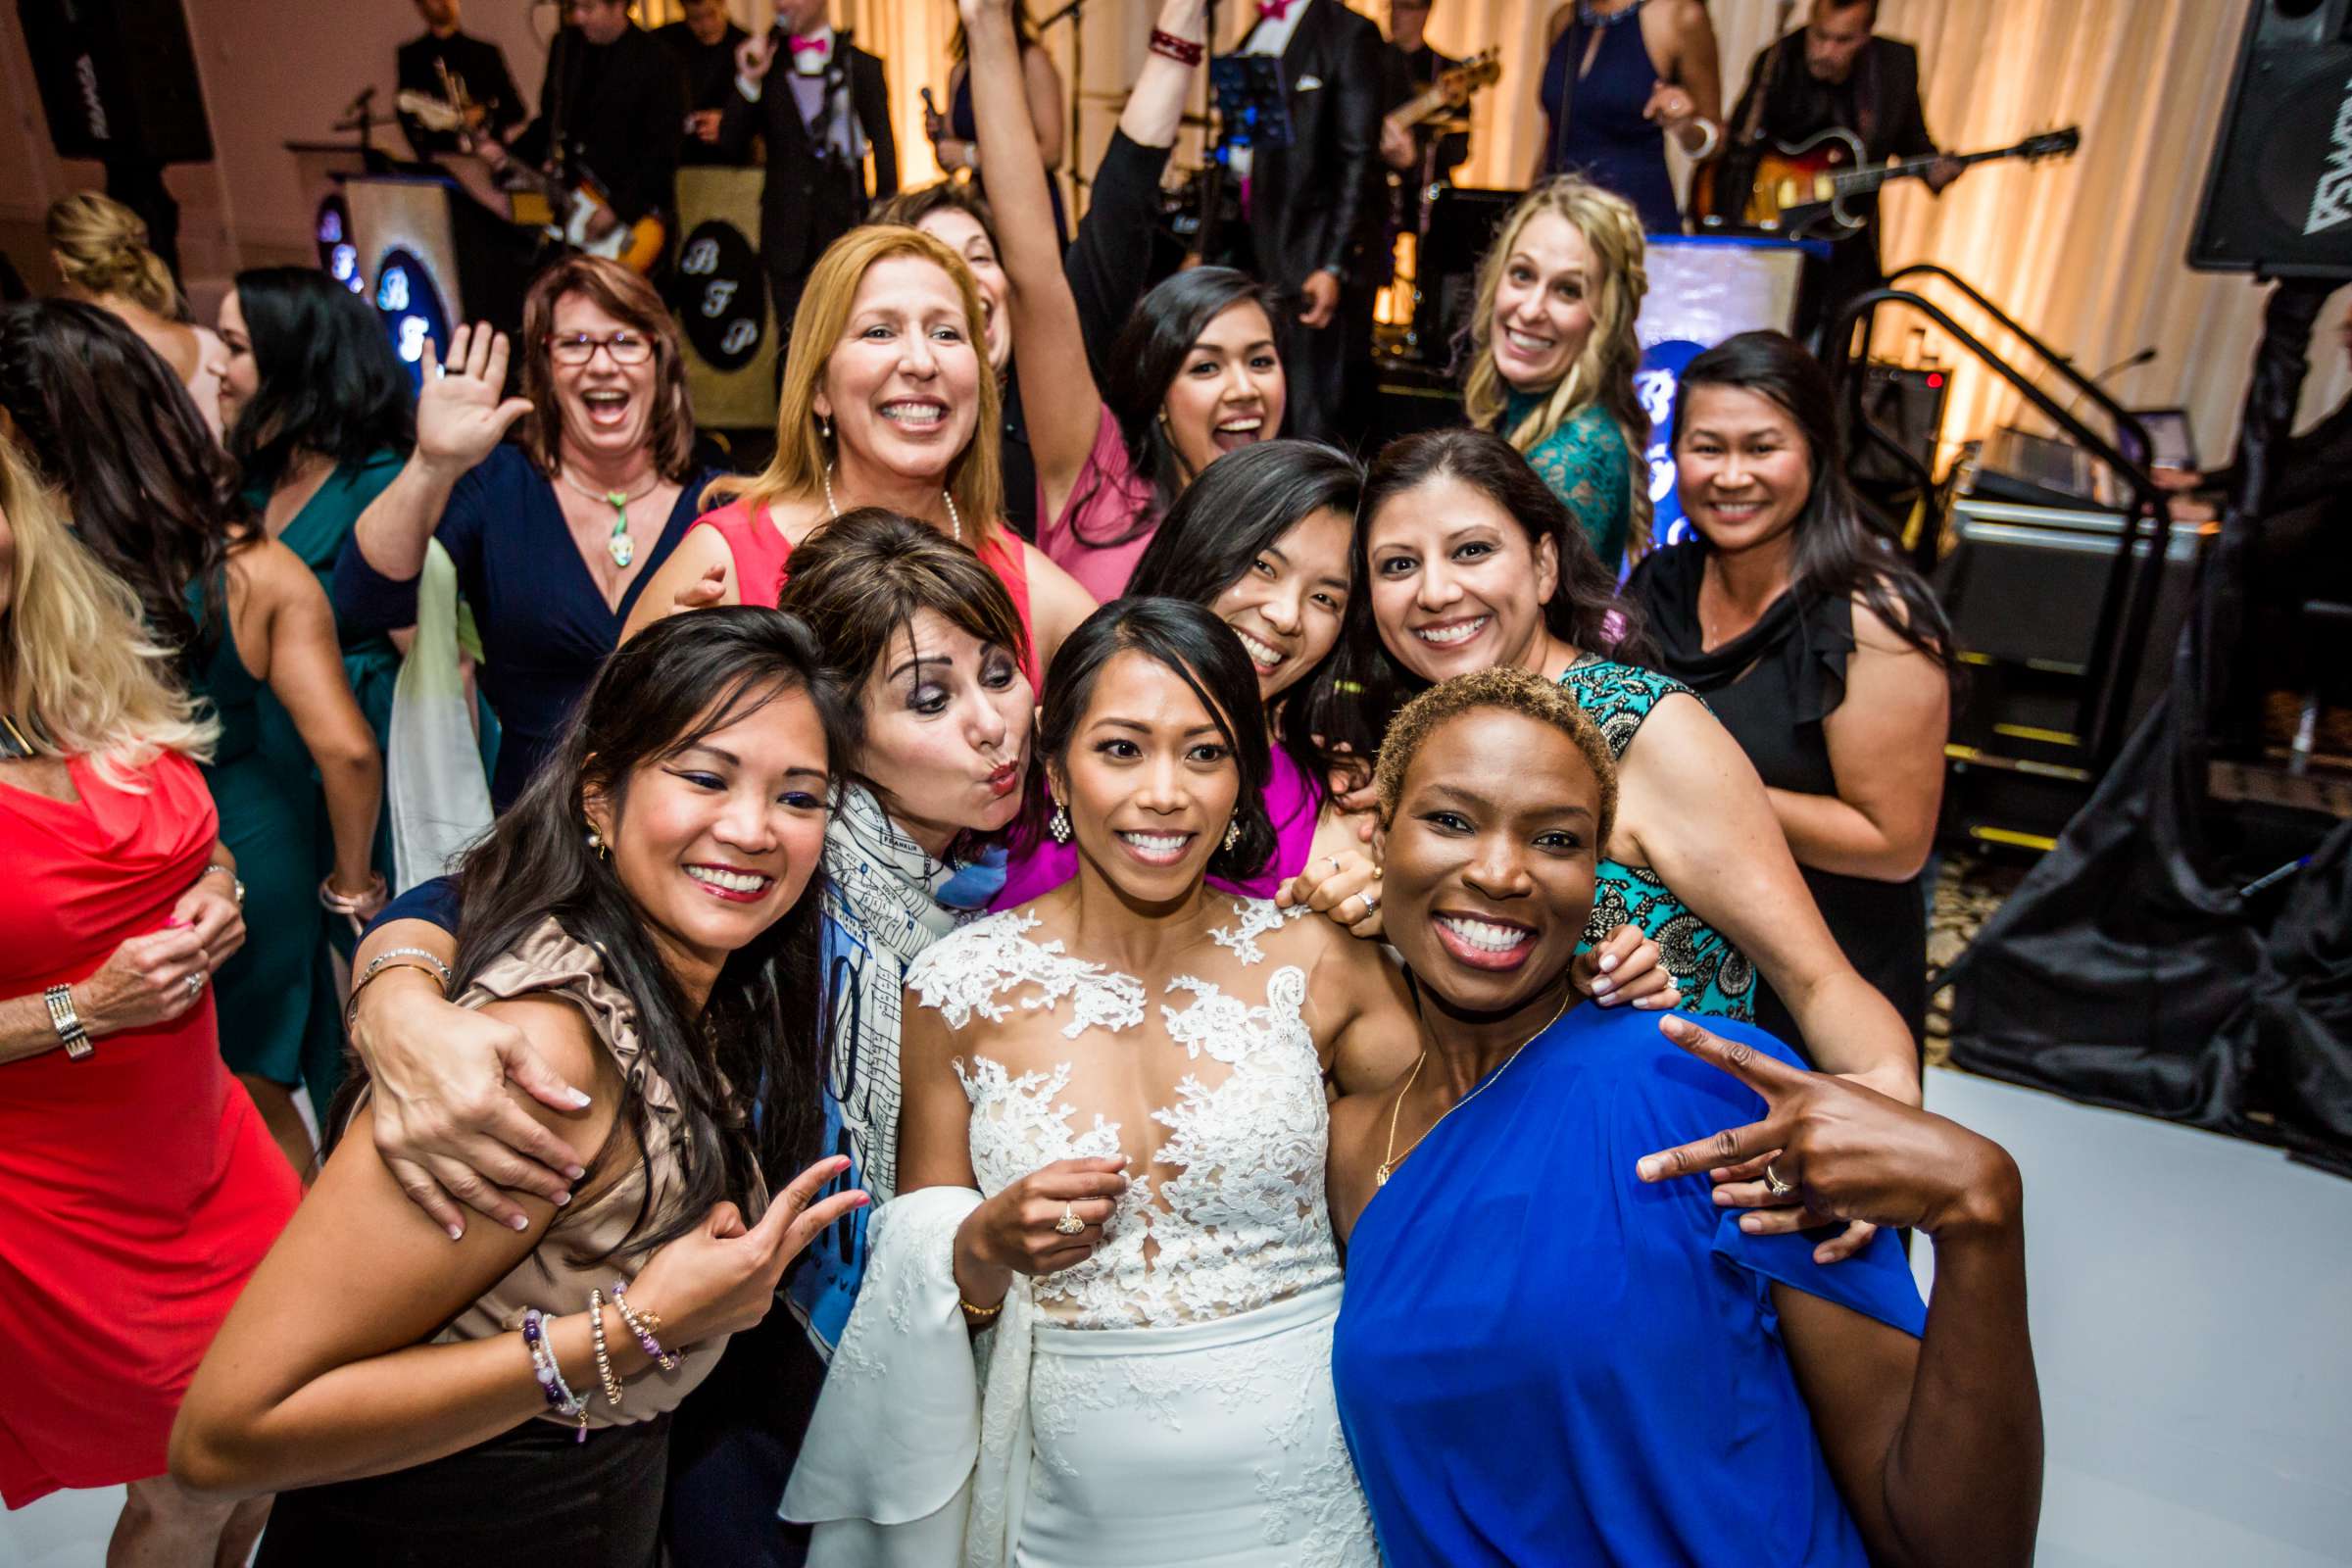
left=6, top=1066, right=2349, bottom=1567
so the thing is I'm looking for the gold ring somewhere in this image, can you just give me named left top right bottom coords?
left=1054, top=1204, right=1085, bottom=1236
left=1763, top=1161, right=1796, bottom=1200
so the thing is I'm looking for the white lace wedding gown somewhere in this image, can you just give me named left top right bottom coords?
left=784, top=898, right=1378, bottom=1568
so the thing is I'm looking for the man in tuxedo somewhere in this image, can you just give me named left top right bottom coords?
left=396, top=0, right=525, bottom=162
left=1221, top=0, right=1385, bottom=447
left=1719, top=0, right=1961, bottom=347
left=721, top=0, right=899, bottom=341
left=485, top=0, right=685, bottom=246
left=661, top=0, right=750, bottom=168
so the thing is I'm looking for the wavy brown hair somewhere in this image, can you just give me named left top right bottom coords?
left=517, top=255, right=697, bottom=483
left=46, top=191, right=181, bottom=318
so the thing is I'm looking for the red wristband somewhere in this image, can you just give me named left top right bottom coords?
left=1150, top=29, right=1204, bottom=67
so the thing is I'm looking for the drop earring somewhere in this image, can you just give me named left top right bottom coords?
left=1050, top=803, right=1071, bottom=844
left=1221, top=818, right=1241, bottom=854
left=818, top=413, right=833, bottom=442
left=586, top=825, right=609, bottom=860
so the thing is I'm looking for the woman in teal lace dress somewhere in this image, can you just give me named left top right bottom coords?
left=1459, top=177, right=1651, bottom=571
left=2, top=303, right=383, bottom=1173
left=1302, top=428, right=1918, bottom=1142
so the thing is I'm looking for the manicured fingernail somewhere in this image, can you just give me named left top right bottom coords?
left=1636, top=1157, right=1660, bottom=1181
left=565, top=1089, right=592, bottom=1108
left=1661, top=1016, right=1691, bottom=1038
left=166, top=916, right=187, bottom=927
left=1740, top=1214, right=1764, bottom=1233
left=508, top=1214, right=529, bottom=1232
left=565, top=1164, right=588, bottom=1181
left=1592, top=976, right=1613, bottom=995
left=1599, top=953, right=1619, bottom=972
left=834, top=1155, right=853, bottom=1171
left=853, top=1193, right=872, bottom=1208
left=447, top=1223, right=465, bottom=1242
left=1712, top=1188, right=1733, bottom=1205
left=553, top=1190, right=571, bottom=1206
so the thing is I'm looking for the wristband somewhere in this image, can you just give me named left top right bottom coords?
left=320, top=872, right=390, bottom=921
left=1150, top=29, right=1204, bottom=66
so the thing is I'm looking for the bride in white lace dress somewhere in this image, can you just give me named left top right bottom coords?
left=786, top=601, right=1420, bottom=1566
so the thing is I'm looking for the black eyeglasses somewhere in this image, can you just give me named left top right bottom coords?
left=546, top=330, right=654, bottom=367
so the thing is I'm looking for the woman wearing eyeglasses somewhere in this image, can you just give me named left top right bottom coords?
left=335, top=256, right=721, bottom=811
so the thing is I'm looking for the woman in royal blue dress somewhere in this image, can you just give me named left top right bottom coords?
left=1327, top=666, right=2042, bottom=1568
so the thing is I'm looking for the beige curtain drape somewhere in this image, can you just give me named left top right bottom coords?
left=710, top=0, right=2346, bottom=462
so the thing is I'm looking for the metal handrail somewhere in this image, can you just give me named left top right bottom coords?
left=1822, top=286, right=2174, bottom=767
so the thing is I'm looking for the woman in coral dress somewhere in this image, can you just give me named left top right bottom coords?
left=0, top=435, right=299, bottom=1560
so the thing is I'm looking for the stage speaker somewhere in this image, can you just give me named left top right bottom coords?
left=670, top=169, right=779, bottom=431
left=16, top=0, right=214, bottom=165
left=2190, top=0, right=2352, bottom=276
left=1848, top=363, right=1951, bottom=486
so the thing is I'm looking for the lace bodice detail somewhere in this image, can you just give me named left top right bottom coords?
left=905, top=900, right=1343, bottom=1330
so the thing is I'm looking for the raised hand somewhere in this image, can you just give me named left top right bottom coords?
left=737, top=30, right=776, bottom=82
left=1642, top=79, right=1696, bottom=129
left=629, top=1156, right=869, bottom=1347
left=416, top=324, right=532, bottom=475
left=1279, top=851, right=1384, bottom=939
left=1636, top=1014, right=2020, bottom=1246
left=956, top=1154, right=1131, bottom=1285
left=1572, top=923, right=1680, bottom=1010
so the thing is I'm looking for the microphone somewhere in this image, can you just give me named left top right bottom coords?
left=2083, top=345, right=2157, bottom=385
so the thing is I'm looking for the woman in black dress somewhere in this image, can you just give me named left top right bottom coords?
left=1629, top=331, right=1952, bottom=1060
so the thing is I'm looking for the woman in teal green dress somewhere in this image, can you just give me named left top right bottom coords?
left=2, top=302, right=384, bottom=1171
left=1458, top=176, right=1652, bottom=572
left=1304, top=425, right=1917, bottom=1120
left=219, top=268, right=415, bottom=755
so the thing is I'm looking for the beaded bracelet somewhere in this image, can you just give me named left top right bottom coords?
left=610, top=1281, right=680, bottom=1372
left=1149, top=28, right=1203, bottom=66
left=519, top=1308, right=589, bottom=1442
left=587, top=1289, right=625, bottom=1410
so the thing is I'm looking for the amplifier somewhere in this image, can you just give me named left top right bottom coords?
left=18, top=0, right=214, bottom=165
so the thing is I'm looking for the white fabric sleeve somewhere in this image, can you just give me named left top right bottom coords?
left=735, top=71, right=764, bottom=104
left=784, top=1185, right=1034, bottom=1567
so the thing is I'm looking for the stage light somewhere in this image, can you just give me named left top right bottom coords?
left=1928, top=372, right=1945, bottom=389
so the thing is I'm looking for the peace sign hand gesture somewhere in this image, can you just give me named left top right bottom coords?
left=626, top=1155, right=870, bottom=1347
left=416, top=322, right=534, bottom=478
left=1636, top=1015, right=2021, bottom=1248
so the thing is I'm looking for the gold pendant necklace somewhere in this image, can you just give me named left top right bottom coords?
left=1375, top=986, right=1574, bottom=1187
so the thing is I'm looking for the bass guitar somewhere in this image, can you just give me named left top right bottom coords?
left=1693, top=125, right=2079, bottom=240
left=397, top=89, right=667, bottom=273
left=1384, top=48, right=1501, bottom=136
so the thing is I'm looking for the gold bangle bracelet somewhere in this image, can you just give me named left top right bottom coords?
left=958, top=1295, right=1004, bottom=1324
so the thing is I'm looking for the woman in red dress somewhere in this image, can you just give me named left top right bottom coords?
left=0, top=432, right=300, bottom=1560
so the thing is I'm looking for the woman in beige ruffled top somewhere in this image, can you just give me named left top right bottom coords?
left=171, top=610, right=868, bottom=1566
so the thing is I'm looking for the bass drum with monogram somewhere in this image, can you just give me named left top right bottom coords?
left=670, top=168, right=780, bottom=429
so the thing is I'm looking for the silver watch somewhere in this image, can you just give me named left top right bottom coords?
left=198, top=862, right=246, bottom=908
left=43, top=984, right=92, bottom=1061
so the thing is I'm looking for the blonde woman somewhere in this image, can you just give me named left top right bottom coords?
left=46, top=190, right=229, bottom=439
left=625, top=223, right=1095, bottom=678
left=1461, top=176, right=1653, bottom=572
left=0, top=433, right=297, bottom=1561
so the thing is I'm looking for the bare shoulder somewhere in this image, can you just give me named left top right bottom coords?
left=1656, top=0, right=1715, bottom=40
left=1848, top=584, right=1932, bottom=655
left=1544, top=3, right=1576, bottom=45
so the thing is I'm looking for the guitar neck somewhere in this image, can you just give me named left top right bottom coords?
left=1830, top=142, right=2024, bottom=195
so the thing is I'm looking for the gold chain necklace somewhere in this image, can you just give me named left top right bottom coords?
left=1376, top=987, right=1574, bottom=1188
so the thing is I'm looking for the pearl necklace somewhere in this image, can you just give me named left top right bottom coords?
left=823, top=464, right=961, bottom=545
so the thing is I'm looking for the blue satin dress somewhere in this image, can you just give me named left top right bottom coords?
left=1332, top=1004, right=1927, bottom=1567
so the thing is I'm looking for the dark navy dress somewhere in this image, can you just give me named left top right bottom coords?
left=332, top=446, right=716, bottom=811
left=1333, top=1004, right=1926, bottom=1567
left=1538, top=1, right=1683, bottom=233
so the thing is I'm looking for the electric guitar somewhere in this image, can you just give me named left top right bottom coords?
left=1384, top=48, right=1501, bottom=135
left=397, top=89, right=667, bottom=273
left=1693, top=125, right=2080, bottom=240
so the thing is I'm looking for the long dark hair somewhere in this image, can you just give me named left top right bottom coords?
left=1299, top=425, right=1649, bottom=759
left=1030, top=598, right=1277, bottom=882
left=0, top=299, right=237, bottom=673
left=1127, top=438, right=1361, bottom=805
left=775, top=507, right=1041, bottom=856
left=225, top=266, right=415, bottom=495
left=1088, top=268, right=1283, bottom=547
left=446, top=610, right=849, bottom=1261
left=1671, top=330, right=1953, bottom=670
